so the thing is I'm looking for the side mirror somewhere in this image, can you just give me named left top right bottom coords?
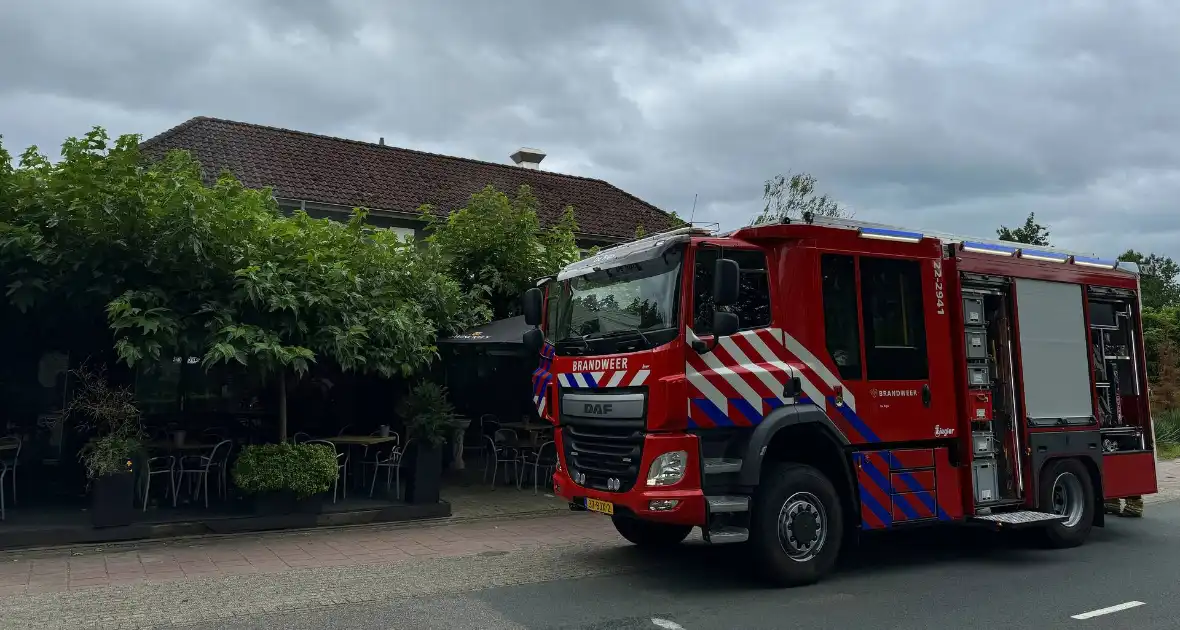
left=713, top=258, right=740, bottom=307
left=523, top=328, right=544, bottom=354
left=712, top=311, right=740, bottom=339
left=523, top=287, right=543, bottom=326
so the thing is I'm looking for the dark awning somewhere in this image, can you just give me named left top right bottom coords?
left=438, top=316, right=531, bottom=346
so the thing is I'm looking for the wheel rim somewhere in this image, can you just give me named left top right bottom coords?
left=1050, top=472, right=1085, bottom=528
left=776, top=492, right=828, bottom=562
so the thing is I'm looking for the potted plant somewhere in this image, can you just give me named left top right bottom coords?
left=397, top=381, right=454, bottom=504
left=65, top=365, right=143, bottom=528
left=231, top=442, right=339, bottom=514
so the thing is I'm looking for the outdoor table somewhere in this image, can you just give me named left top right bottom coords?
left=144, top=441, right=219, bottom=451
left=499, top=421, right=551, bottom=432
left=327, top=435, right=399, bottom=446
left=327, top=436, right=399, bottom=488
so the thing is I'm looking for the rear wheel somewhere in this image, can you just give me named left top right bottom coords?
left=749, top=463, right=844, bottom=587
left=1037, top=458, right=1095, bottom=548
left=611, top=515, right=692, bottom=547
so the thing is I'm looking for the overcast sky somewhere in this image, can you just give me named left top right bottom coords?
left=2, top=0, right=1177, bottom=259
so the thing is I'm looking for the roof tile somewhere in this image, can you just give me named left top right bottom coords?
left=140, top=117, right=675, bottom=241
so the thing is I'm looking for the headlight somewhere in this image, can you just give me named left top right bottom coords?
left=646, top=450, right=687, bottom=487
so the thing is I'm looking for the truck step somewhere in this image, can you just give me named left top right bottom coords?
left=703, top=457, right=742, bottom=475
left=703, top=525, right=749, bottom=544
left=707, top=495, right=750, bottom=513
left=968, top=510, right=1067, bottom=528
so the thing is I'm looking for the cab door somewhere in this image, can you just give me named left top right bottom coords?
left=819, top=251, right=956, bottom=444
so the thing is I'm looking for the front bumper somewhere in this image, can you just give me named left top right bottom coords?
left=552, top=431, right=707, bottom=526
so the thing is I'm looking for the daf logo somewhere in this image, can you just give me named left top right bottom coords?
left=607, top=477, right=621, bottom=491
left=583, top=403, right=614, bottom=416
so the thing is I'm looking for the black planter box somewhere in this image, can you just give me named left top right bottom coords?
left=251, top=491, right=326, bottom=515
left=406, top=443, right=442, bottom=504
left=90, top=472, right=137, bottom=528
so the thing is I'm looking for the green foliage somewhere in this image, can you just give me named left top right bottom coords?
left=64, top=364, right=143, bottom=479
left=997, top=212, right=1050, bottom=245
left=752, top=172, right=848, bottom=225
left=1120, top=250, right=1180, bottom=311
left=666, top=211, right=689, bottom=228
left=0, top=127, right=487, bottom=441
left=425, top=185, right=580, bottom=319
left=397, top=381, right=456, bottom=448
left=231, top=442, right=340, bottom=498
left=1154, top=409, right=1180, bottom=457
left=634, top=224, right=646, bottom=239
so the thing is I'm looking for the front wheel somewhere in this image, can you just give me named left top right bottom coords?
left=1037, top=458, right=1095, bottom=548
left=612, top=515, right=692, bottom=548
left=749, top=463, right=844, bottom=587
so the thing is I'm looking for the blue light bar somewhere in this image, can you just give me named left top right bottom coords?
left=858, top=227, right=924, bottom=243
left=1073, top=255, right=1119, bottom=269
left=961, top=241, right=1018, bottom=256
left=1020, top=249, right=1070, bottom=263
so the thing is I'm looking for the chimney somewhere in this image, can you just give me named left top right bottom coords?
left=510, top=147, right=545, bottom=169
left=378, top=137, right=385, bottom=146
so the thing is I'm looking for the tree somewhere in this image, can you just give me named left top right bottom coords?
left=0, top=128, right=484, bottom=441
left=424, top=184, right=581, bottom=319
left=996, top=212, right=1050, bottom=245
left=1119, top=250, right=1180, bottom=311
left=752, top=172, right=848, bottom=225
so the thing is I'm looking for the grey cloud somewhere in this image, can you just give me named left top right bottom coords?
left=1, top=0, right=1179, bottom=261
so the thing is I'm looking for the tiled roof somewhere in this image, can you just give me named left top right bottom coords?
left=140, top=117, right=676, bottom=241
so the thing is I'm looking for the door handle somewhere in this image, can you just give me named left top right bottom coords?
left=922, top=384, right=932, bottom=408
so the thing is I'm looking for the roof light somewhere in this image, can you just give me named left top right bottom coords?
left=962, top=241, right=1018, bottom=256
left=858, top=227, right=923, bottom=243
left=1020, top=249, right=1069, bottom=263
left=1073, top=256, right=1119, bottom=269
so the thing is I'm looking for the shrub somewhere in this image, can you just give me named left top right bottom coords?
left=232, top=443, right=339, bottom=498
left=64, top=365, right=143, bottom=479
left=397, top=381, right=456, bottom=448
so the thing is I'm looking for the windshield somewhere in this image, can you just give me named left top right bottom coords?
left=549, top=245, right=684, bottom=355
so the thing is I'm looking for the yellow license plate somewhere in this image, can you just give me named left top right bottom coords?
left=585, top=498, right=614, bottom=515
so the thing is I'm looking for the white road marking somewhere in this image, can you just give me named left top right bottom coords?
left=651, top=618, right=686, bottom=629
left=1071, top=601, right=1145, bottom=620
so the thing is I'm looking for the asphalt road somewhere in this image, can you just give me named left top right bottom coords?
left=165, top=500, right=1180, bottom=630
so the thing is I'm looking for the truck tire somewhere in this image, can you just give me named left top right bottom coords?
left=749, top=463, right=844, bottom=587
left=611, top=515, right=692, bottom=547
left=1037, top=458, right=1095, bottom=549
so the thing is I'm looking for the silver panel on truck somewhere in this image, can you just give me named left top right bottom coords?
left=561, top=392, right=646, bottom=419
left=1014, top=279, right=1095, bottom=426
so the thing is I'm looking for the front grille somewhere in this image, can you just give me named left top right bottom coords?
left=562, top=417, right=645, bottom=493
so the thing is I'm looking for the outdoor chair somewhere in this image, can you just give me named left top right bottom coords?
left=483, top=432, right=520, bottom=487
left=179, top=439, right=232, bottom=508
left=0, top=462, right=7, bottom=521
left=466, top=414, right=498, bottom=460
left=369, top=439, right=409, bottom=499
left=141, top=455, right=177, bottom=511
left=306, top=439, right=348, bottom=503
left=0, top=436, right=21, bottom=505
left=518, top=440, right=558, bottom=494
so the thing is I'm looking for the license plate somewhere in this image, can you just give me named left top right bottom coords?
left=585, top=498, right=614, bottom=515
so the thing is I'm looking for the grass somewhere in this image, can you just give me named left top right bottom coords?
left=1155, top=409, right=1180, bottom=460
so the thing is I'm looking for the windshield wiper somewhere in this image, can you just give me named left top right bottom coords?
left=584, top=328, right=654, bottom=348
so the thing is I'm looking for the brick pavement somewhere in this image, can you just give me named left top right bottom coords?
left=0, top=510, right=616, bottom=599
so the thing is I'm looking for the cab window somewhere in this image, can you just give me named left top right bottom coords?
left=692, top=249, right=771, bottom=334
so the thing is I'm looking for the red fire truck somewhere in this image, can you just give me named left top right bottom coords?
left=520, top=217, right=1159, bottom=587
